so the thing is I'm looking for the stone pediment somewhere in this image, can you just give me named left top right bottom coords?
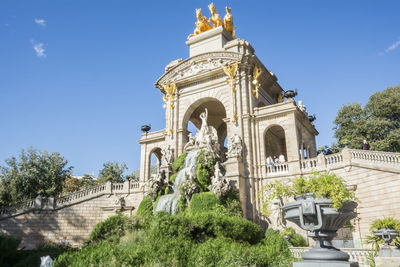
left=155, top=51, right=244, bottom=92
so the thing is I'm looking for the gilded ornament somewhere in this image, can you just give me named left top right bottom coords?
left=252, top=66, right=262, bottom=99
left=223, top=6, right=235, bottom=37
left=187, top=8, right=213, bottom=39
left=162, top=81, right=177, bottom=136
left=222, top=61, right=239, bottom=122
left=208, top=3, right=223, bottom=28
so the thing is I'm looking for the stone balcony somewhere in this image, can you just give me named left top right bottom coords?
left=264, top=148, right=400, bottom=178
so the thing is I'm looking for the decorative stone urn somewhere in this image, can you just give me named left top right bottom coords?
left=282, top=194, right=358, bottom=266
left=373, top=228, right=400, bottom=257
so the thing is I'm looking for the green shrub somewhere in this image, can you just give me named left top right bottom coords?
left=220, top=191, right=243, bottom=217
left=367, top=217, right=400, bottom=249
left=281, top=227, right=307, bottom=247
left=261, top=171, right=357, bottom=215
left=195, top=150, right=215, bottom=191
left=0, top=235, right=20, bottom=266
left=263, top=228, right=293, bottom=265
left=189, top=192, right=220, bottom=213
left=172, top=153, right=187, bottom=172
left=86, top=213, right=132, bottom=245
left=136, top=196, right=153, bottom=217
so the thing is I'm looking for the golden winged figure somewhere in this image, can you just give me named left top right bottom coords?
left=162, top=81, right=176, bottom=98
left=252, top=66, right=262, bottom=98
left=222, top=62, right=239, bottom=79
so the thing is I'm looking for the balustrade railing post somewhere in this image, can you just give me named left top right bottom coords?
left=124, top=180, right=130, bottom=194
left=342, top=148, right=351, bottom=166
left=34, top=195, right=43, bottom=210
left=106, top=181, right=112, bottom=194
left=316, top=153, right=326, bottom=171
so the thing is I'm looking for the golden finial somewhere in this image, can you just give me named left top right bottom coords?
left=222, top=62, right=239, bottom=122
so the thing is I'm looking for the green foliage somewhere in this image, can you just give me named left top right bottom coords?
left=280, top=227, right=308, bottom=247
left=87, top=213, right=133, bottom=245
left=172, top=152, right=187, bottom=172
left=0, top=235, right=20, bottom=266
left=333, top=85, right=400, bottom=152
left=169, top=172, right=178, bottom=183
left=0, top=147, right=73, bottom=206
left=189, top=192, right=220, bottom=213
left=136, top=196, right=153, bottom=217
left=62, top=174, right=97, bottom=194
left=97, top=161, right=127, bottom=184
left=54, top=212, right=292, bottom=266
left=0, top=239, right=68, bottom=267
left=195, top=150, right=216, bottom=191
left=260, top=172, right=357, bottom=215
left=188, top=191, right=243, bottom=217
left=366, top=217, right=400, bottom=250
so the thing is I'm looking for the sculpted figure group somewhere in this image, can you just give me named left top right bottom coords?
left=188, top=3, right=235, bottom=39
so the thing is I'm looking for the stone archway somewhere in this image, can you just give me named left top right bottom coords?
left=182, top=97, right=227, bottom=157
left=148, top=147, right=162, bottom=178
left=264, top=125, right=287, bottom=162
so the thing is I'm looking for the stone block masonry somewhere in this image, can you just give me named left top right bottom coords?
left=0, top=181, right=146, bottom=248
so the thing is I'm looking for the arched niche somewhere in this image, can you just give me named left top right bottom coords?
left=148, top=147, right=162, bottom=178
left=182, top=97, right=227, bottom=156
left=264, top=125, right=287, bottom=162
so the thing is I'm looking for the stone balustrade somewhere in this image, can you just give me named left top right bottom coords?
left=0, top=180, right=145, bottom=220
left=289, top=247, right=373, bottom=267
left=350, top=149, right=400, bottom=165
left=265, top=148, right=400, bottom=177
left=266, top=162, right=289, bottom=176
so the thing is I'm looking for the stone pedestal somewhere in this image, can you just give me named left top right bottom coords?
left=186, top=26, right=234, bottom=57
left=294, top=261, right=358, bottom=267
left=375, top=246, right=400, bottom=267
left=224, top=155, right=249, bottom=218
left=375, top=257, right=400, bottom=267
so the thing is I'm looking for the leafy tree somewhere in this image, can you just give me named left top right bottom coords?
left=0, top=147, right=73, bottom=206
left=97, top=161, right=127, bottom=184
left=333, top=85, right=400, bottom=152
left=79, top=174, right=97, bottom=188
left=62, top=174, right=97, bottom=194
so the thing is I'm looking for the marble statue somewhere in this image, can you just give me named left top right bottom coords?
left=298, top=100, right=307, bottom=114
left=161, top=145, right=174, bottom=166
left=209, top=162, right=230, bottom=197
left=183, top=108, right=221, bottom=157
left=227, top=134, right=242, bottom=157
left=268, top=198, right=286, bottom=231
left=147, top=170, right=166, bottom=198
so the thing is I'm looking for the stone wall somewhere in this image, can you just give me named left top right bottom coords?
left=0, top=181, right=146, bottom=248
left=257, top=148, right=400, bottom=248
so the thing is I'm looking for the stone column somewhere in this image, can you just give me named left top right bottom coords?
left=224, top=156, right=249, bottom=219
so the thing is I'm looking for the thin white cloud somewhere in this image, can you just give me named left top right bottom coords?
left=379, top=39, right=400, bottom=55
left=30, top=39, right=46, bottom=58
left=34, top=18, right=46, bottom=27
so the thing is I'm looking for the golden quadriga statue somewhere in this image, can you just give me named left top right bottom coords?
left=187, top=4, right=235, bottom=39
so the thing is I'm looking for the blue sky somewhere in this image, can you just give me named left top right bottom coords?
left=1, top=0, right=399, bottom=176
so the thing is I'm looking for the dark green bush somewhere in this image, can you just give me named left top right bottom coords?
left=172, top=153, right=187, bottom=172
left=86, top=213, right=132, bottom=245
left=219, top=191, right=243, bottom=217
left=263, top=228, right=293, bottom=265
left=281, top=227, right=308, bottom=247
left=136, top=196, right=153, bottom=217
left=189, top=192, right=220, bottom=213
left=0, top=235, right=20, bottom=266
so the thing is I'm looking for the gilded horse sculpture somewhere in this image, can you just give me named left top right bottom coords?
left=208, top=3, right=223, bottom=27
left=223, top=6, right=235, bottom=37
left=187, top=8, right=213, bottom=39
